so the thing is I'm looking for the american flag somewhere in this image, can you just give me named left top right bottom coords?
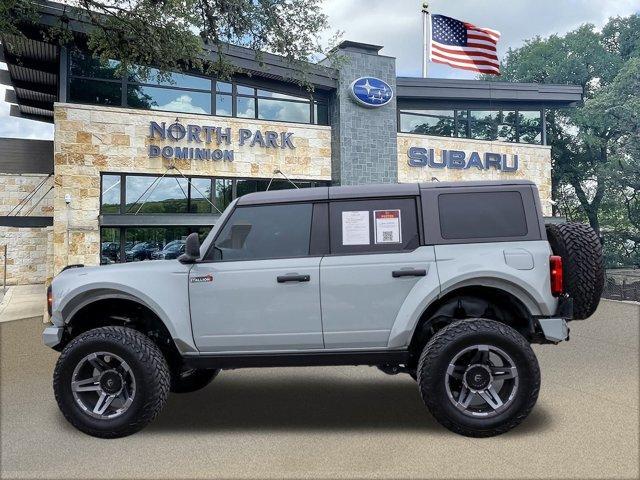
left=429, top=14, right=501, bottom=75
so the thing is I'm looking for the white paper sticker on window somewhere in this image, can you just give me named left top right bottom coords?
left=342, top=211, right=370, bottom=245
left=374, top=209, right=402, bottom=244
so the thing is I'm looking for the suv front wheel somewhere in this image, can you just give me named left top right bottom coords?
left=53, top=326, right=170, bottom=438
left=417, top=319, right=540, bottom=437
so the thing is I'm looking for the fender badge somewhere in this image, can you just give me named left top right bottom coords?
left=190, top=274, right=213, bottom=283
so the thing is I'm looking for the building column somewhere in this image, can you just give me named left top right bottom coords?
left=322, top=42, right=398, bottom=185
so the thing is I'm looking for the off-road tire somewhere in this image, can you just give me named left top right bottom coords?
left=170, top=368, right=219, bottom=393
left=53, top=326, right=170, bottom=438
left=546, top=222, right=604, bottom=319
left=417, top=319, right=540, bottom=437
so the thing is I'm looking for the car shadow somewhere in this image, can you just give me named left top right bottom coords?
left=147, top=374, right=553, bottom=434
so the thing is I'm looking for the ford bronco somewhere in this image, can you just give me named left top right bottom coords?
left=43, top=180, right=604, bottom=438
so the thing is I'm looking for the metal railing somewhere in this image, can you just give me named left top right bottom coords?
left=603, top=269, right=640, bottom=302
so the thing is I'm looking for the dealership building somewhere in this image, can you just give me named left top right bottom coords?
left=0, top=1, right=582, bottom=285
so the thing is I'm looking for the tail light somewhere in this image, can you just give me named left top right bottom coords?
left=47, top=285, right=53, bottom=316
left=549, top=255, right=563, bottom=297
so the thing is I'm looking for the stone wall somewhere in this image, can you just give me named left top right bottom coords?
left=324, top=48, right=397, bottom=185
left=0, top=174, right=54, bottom=285
left=52, top=103, right=332, bottom=275
left=397, top=134, right=553, bottom=215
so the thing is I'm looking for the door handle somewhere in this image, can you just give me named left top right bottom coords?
left=392, top=269, right=427, bottom=278
left=277, top=274, right=311, bottom=283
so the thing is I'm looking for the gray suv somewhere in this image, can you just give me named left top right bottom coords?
left=43, top=180, right=604, bottom=438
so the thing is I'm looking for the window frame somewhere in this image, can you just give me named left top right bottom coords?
left=202, top=200, right=317, bottom=263
left=326, top=196, right=423, bottom=257
left=67, top=48, right=329, bottom=125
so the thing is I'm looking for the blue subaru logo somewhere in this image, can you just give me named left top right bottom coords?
left=349, top=77, right=393, bottom=108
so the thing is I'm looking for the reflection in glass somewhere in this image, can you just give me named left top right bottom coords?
left=237, top=85, right=255, bottom=95
left=101, top=175, right=121, bottom=213
left=124, top=227, right=189, bottom=262
left=256, top=90, right=306, bottom=101
left=518, top=111, right=542, bottom=144
left=216, top=81, right=232, bottom=93
left=258, top=98, right=310, bottom=123
left=314, top=102, right=329, bottom=125
left=470, top=110, right=498, bottom=141
left=100, top=228, right=120, bottom=264
left=69, top=78, right=122, bottom=106
left=70, top=49, right=121, bottom=79
left=125, top=176, right=188, bottom=214
left=215, top=93, right=232, bottom=116
left=127, top=86, right=211, bottom=114
left=189, top=178, right=212, bottom=213
left=400, top=111, right=455, bottom=136
left=128, top=66, right=210, bottom=90
left=455, top=110, right=469, bottom=137
left=236, top=97, right=255, bottom=118
left=214, top=179, right=233, bottom=212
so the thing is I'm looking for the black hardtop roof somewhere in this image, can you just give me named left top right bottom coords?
left=235, top=180, right=536, bottom=205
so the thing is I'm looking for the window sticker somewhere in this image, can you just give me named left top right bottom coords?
left=342, top=211, right=370, bottom=245
left=374, top=209, right=402, bottom=244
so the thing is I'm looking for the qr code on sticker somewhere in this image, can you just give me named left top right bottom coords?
left=382, top=231, right=393, bottom=242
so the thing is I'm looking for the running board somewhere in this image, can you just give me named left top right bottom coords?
left=182, top=350, right=410, bottom=370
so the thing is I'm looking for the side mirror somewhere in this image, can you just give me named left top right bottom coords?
left=178, top=233, right=201, bottom=264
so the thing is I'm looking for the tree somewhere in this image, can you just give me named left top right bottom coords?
left=484, top=15, right=640, bottom=266
left=1, top=0, right=333, bottom=86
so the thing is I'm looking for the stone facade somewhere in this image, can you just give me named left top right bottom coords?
left=324, top=47, right=398, bottom=185
left=52, top=103, right=332, bottom=275
left=397, top=134, right=553, bottom=215
left=0, top=174, right=54, bottom=285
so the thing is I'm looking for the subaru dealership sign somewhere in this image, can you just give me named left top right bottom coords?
left=349, top=77, right=393, bottom=107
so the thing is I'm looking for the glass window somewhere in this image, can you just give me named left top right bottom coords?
left=70, top=50, right=121, bottom=79
left=469, top=110, right=498, bottom=140
left=518, top=111, right=542, bottom=144
left=69, top=78, right=122, bottom=106
left=256, top=89, right=306, bottom=101
left=125, top=176, right=188, bottom=214
left=215, top=93, right=232, bottom=116
left=497, top=111, right=517, bottom=142
left=101, top=175, right=121, bottom=213
left=438, top=192, right=528, bottom=239
left=237, top=85, right=255, bottom=95
left=124, top=227, right=190, bottom=262
left=314, top=102, right=329, bottom=125
left=400, top=110, right=455, bottom=136
left=128, top=66, right=210, bottom=90
left=210, top=203, right=313, bottom=261
left=100, top=228, right=121, bottom=264
left=189, top=178, right=212, bottom=213
left=127, top=85, right=211, bottom=114
left=235, top=179, right=272, bottom=197
left=258, top=98, right=310, bottom=123
left=329, top=198, right=420, bottom=255
left=214, top=179, right=233, bottom=213
left=236, top=96, right=255, bottom=118
left=216, top=81, right=232, bottom=93
left=455, top=110, right=469, bottom=137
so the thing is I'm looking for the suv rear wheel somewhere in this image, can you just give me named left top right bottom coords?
left=53, top=326, right=170, bottom=438
left=417, top=319, right=540, bottom=437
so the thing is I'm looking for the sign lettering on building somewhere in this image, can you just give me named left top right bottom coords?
left=407, top=147, right=518, bottom=171
left=148, top=121, right=295, bottom=162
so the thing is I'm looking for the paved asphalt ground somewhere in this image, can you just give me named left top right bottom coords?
left=1, top=300, right=638, bottom=479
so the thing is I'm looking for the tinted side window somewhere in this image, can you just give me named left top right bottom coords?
left=330, top=198, right=420, bottom=254
left=438, top=191, right=528, bottom=239
left=211, top=203, right=312, bottom=261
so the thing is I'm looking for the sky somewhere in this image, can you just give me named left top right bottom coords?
left=1, top=0, right=639, bottom=141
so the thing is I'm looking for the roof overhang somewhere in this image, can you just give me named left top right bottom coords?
left=396, top=77, right=583, bottom=109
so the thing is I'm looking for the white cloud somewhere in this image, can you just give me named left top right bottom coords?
left=321, top=0, right=640, bottom=78
left=0, top=64, right=54, bottom=140
left=2, top=1, right=639, bottom=141
left=154, top=94, right=209, bottom=114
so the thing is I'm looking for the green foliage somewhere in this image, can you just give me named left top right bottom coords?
left=484, top=15, right=640, bottom=267
left=2, top=0, right=335, bottom=89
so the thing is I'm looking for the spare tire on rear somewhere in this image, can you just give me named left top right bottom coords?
left=545, top=222, right=604, bottom=320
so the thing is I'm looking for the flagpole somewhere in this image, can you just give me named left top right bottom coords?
left=422, top=2, right=430, bottom=77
